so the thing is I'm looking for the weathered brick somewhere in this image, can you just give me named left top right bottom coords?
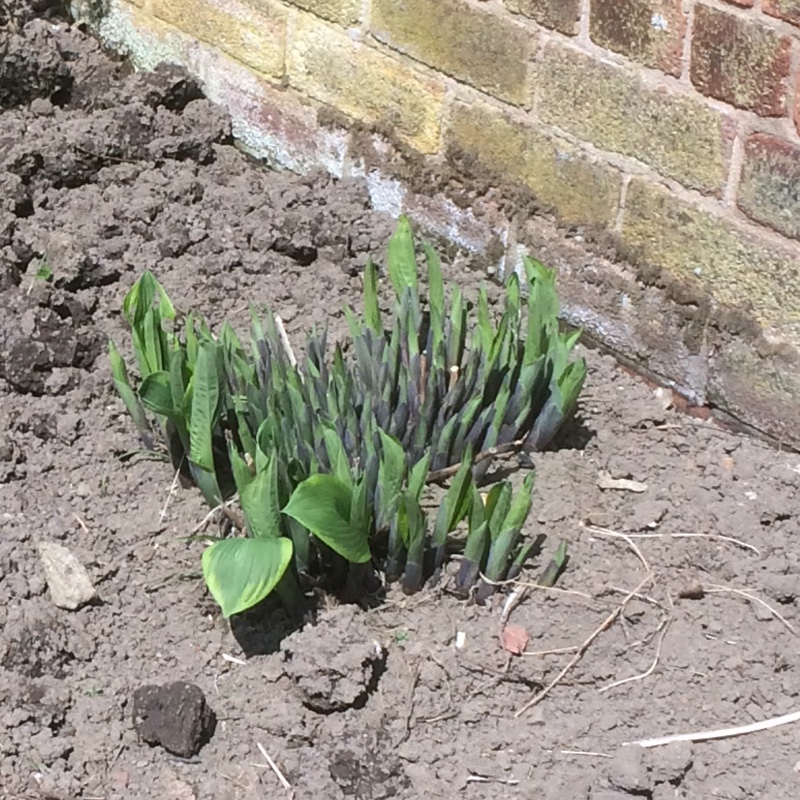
left=708, top=338, right=800, bottom=448
left=152, top=0, right=287, bottom=78
left=371, top=0, right=532, bottom=105
left=505, top=0, right=580, bottom=35
left=283, top=0, right=361, bottom=26
left=538, top=45, right=731, bottom=194
left=738, top=134, right=800, bottom=240
left=288, top=15, right=445, bottom=154
left=691, top=5, right=791, bottom=116
left=590, top=0, right=686, bottom=77
left=796, top=73, right=800, bottom=136
left=763, top=0, right=800, bottom=26
left=446, top=101, right=622, bottom=228
left=621, top=179, right=800, bottom=338
left=720, top=0, right=754, bottom=6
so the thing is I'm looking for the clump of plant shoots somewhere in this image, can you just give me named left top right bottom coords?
left=110, top=217, right=583, bottom=618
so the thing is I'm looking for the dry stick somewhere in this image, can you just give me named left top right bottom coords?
left=705, top=584, right=797, bottom=636
left=598, top=614, right=672, bottom=694
left=584, top=524, right=651, bottom=573
left=426, top=439, right=525, bottom=484
left=624, top=709, right=800, bottom=749
left=159, top=465, right=183, bottom=525
left=274, top=315, right=298, bottom=371
left=514, top=573, right=653, bottom=717
left=256, top=742, right=292, bottom=792
left=583, top=523, right=759, bottom=557
left=523, top=645, right=579, bottom=658
left=561, top=750, right=613, bottom=759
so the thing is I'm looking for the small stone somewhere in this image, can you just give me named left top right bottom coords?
left=38, top=542, right=96, bottom=610
left=132, top=682, right=215, bottom=757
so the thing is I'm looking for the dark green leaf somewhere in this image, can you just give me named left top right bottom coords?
left=363, top=259, right=382, bottom=334
left=138, top=370, right=174, bottom=417
left=189, top=342, right=220, bottom=472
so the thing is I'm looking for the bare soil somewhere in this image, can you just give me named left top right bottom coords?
left=2, top=6, right=800, bottom=800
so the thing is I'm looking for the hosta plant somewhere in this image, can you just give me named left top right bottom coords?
left=110, top=217, right=584, bottom=618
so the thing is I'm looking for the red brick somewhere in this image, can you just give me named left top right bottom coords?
left=763, top=0, right=800, bottom=27
left=738, top=134, right=800, bottom=240
left=590, top=0, right=686, bottom=77
left=505, top=0, right=581, bottom=35
left=690, top=4, right=791, bottom=117
left=796, top=73, right=800, bottom=135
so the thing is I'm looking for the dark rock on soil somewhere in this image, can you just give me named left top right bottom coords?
left=132, top=681, right=215, bottom=758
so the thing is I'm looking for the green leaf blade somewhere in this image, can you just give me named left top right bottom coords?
left=202, top=537, right=293, bottom=619
left=283, top=474, right=371, bottom=564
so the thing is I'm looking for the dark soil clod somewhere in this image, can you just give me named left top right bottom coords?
left=132, top=681, right=215, bottom=758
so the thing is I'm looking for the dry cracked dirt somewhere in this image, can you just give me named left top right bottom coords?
left=1, top=3, right=800, bottom=799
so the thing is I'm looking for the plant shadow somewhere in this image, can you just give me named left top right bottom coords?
left=229, top=595, right=318, bottom=657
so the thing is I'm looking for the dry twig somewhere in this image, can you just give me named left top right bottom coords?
left=515, top=573, right=653, bottom=717
left=624, top=709, right=800, bottom=749
left=705, top=584, right=797, bottom=636
left=256, top=742, right=292, bottom=792
left=427, top=439, right=524, bottom=484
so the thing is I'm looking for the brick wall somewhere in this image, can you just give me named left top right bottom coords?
left=75, top=0, right=800, bottom=445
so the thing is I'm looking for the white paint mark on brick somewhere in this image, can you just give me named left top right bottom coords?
left=651, top=13, right=668, bottom=31
left=351, top=166, right=406, bottom=217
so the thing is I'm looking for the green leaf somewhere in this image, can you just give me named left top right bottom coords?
left=432, top=445, right=474, bottom=549
left=523, top=258, right=559, bottom=365
left=408, top=451, right=431, bottom=499
left=229, top=445, right=254, bottom=497
left=447, top=284, right=465, bottom=369
left=376, top=429, right=406, bottom=529
left=484, top=472, right=535, bottom=583
left=401, top=493, right=427, bottom=594
left=387, top=215, right=418, bottom=296
left=538, top=540, right=569, bottom=587
left=201, top=537, right=293, bottom=619
left=322, top=421, right=353, bottom=489
left=138, top=370, right=174, bottom=417
left=476, top=285, right=494, bottom=355
left=350, top=477, right=372, bottom=542
left=499, top=472, right=535, bottom=533
left=485, top=482, right=512, bottom=540
left=283, top=474, right=371, bottom=564
left=108, top=340, right=150, bottom=435
left=363, top=259, right=382, bottom=334
left=168, top=348, right=188, bottom=410
left=35, top=262, right=53, bottom=282
left=241, top=455, right=282, bottom=539
left=424, top=242, right=445, bottom=321
left=189, top=342, right=220, bottom=472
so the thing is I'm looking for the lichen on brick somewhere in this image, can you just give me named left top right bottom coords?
left=589, top=0, right=686, bottom=77
left=621, top=179, right=800, bottom=342
left=505, top=0, right=580, bottom=35
left=371, top=0, right=533, bottom=106
left=538, top=45, right=730, bottom=194
left=738, top=134, right=800, bottom=241
left=446, top=100, right=622, bottom=228
left=288, top=15, right=445, bottom=154
left=690, top=4, right=791, bottom=116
